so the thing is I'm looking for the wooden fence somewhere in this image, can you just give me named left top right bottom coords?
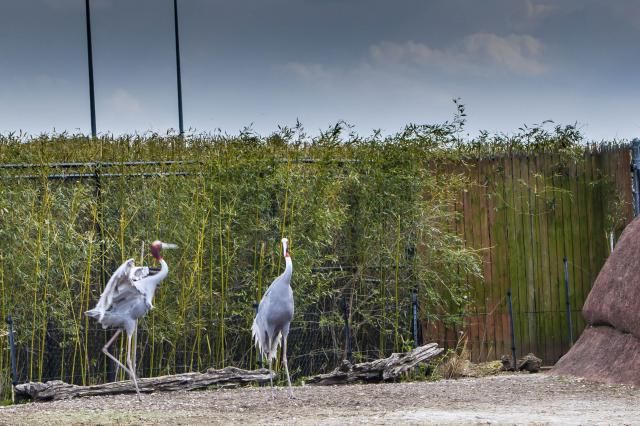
left=424, top=146, right=634, bottom=364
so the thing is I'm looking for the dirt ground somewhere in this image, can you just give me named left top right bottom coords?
left=1, top=373, right=639, bottom=425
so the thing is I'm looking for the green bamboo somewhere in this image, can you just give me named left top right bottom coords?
left=29, top=181, right=48, bottom=382
left=394, top=214, right=401, bottom=352
left=37, top=216, right=51, bottom=381
left=82, top=232, right=95, bottom=385
left=217, top=176, right=225, bottom=367
left=0, top=122, right=624, bottom=390
left=0, top=251, right=5, bottom=388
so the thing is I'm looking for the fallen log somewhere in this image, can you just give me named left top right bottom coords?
left=15, top=366, right=273, bottom=402
left=307, top=342, right=444, bottom=385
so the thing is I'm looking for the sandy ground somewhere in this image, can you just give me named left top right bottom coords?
left=1, top=373, right=639, bottom=425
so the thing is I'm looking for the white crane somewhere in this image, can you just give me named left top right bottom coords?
left=252, top=237, right=295, bottom=398
left=85, top=240, right=177, bottom=401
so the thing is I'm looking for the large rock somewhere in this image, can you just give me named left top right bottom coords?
left=552, top=326, right=640, bottom=385
left=582, top=217, right=640, bottom=337
left=552, top=217, right=640, bottom=385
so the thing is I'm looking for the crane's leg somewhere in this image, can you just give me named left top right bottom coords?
left=102, top=329, right=134, bottom=379
left=282, top=335, right=294, bottom=399
left=268, top=355, right=276, bottom=399
left=267, top=335, right=276, bottom=399
left=126, top=332, right=142, bottom=401
left=132, top=321, right=138, bottom=376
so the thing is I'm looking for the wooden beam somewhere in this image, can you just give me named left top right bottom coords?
left=15, top=367, right=273, bottom=402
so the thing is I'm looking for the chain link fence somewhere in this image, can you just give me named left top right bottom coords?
left=4, top=288, right=424, bottom=388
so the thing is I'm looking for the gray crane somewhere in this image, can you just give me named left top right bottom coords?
left=85, top=240, right=177, bottom=401
left=252, top=237, right=295, bottom=398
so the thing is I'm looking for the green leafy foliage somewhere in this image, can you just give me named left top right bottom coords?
left=0, top=115, right=616, bottom=395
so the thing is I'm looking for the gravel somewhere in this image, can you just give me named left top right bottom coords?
left=1, top=373, right=639, bottom=425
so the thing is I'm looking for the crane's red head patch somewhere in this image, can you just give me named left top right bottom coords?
left=150, top=240, right=163, bottom=260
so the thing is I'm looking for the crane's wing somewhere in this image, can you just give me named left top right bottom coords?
left=86, top=258, right=144, bottom=321
left=129, top=266, right=150, bottom=282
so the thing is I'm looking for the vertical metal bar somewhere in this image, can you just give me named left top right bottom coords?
left=412, top=289, right=418, bottom=348
left=6, top=316, right=18, bottom=386
left=563, top=257, right=574, bottom=346
left=631, top=138, right=640, bottom=217
left=94, top=165, right=107, bottom=291
left=252, top=303, right=263, bottom=369
left=173, top=0, right=184, bottom=135
left=85, top=0, right=97, bottom=138
left=507, top=290, right=516, bottom=370
left=343, top=300, right=352, bottom=362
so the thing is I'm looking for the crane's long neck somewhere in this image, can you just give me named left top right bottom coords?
left=283, top=253, right=293, bottom=280
left=282, top=254, right=293, bottom=284
left=142, top=258, right=168, bottom=306
left=153, top=258, right=169, bottom=286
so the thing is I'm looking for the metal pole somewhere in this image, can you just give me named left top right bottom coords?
left=173, top=0, right=184, bottom=135
left=412, top=289, right=418, bottom=348
left=252, top=303, right=263, bottom=369
left=507, top=290, right=516, bottom=370
left=343, top=300, right=352, bottom=362
left=563, top=257, right=574, bottom=346
left=6, top=316, right=18, bottom=386
left=631, top=138, right=640, bottom=216
left=85, top=0, right=97, bottom=138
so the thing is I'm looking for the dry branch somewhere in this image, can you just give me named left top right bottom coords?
left=15, top=367, right=273, bottom=402
left=307, top=343, right=444, bottom=386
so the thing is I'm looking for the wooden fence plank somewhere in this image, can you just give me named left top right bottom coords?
left=462, top=164, right=480, bottom=360
left=620, top=149, right=634, bottom=222
left=568, top=161, right=584, bottom=342
left=478, top=158, right=494, bottom=360
left=497, top=157, right=511, bottom=354
left=453, top=164, right=467, bottom=352
left=504, top=156, right=521, bottom=360
left=521, top=155, right=537, bottom=355
left=559, top=158, right=575, bottom=353
left=428, top=147, right=632, bottom=365
left=470, top=160, right=487, bottom=361
left=487, top=157, right=505, bottom=359
left=585, top=152, right=600, bottom=296
left=534, top=153, right=552, bottom=363
left=527, top=155, right=544, bottom=360
left=512, top=154, right=529, bottom=357
left=544, top=153, right=562, bottom=362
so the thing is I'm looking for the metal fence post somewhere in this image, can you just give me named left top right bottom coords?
left=631, top=138, right=640, bottom=217
left=412, top=288, right=419, bottom=348
left=6, top=316, right=18, bottom=386
left=342, top=300, right=352, bottom=362
left=84, top=0, right=96, bottom=138
left=563, top=257, right=574, bottom=347
left=252, top=302, right=263, bottom=369
left=173, top=0, right=184, bottom=135
left=507, top=290, right=517, bottom=370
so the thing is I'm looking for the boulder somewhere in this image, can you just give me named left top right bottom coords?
left=582, top=217, right=640, bottom=338
left=552, top=217, right=640, bottom=385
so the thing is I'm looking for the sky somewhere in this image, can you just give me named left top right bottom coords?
left=0, top=0, right=639, bottom=141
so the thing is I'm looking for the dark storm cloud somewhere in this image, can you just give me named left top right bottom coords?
left=0, top=0, right=638, bottom=139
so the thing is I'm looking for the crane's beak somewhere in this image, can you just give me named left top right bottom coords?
left=162, top=243, right=178, bottom=249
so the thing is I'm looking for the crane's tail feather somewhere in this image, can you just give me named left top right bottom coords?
left=252, top=318, right=281, bottom=361
left=85, top=307, right=104, bottom=322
